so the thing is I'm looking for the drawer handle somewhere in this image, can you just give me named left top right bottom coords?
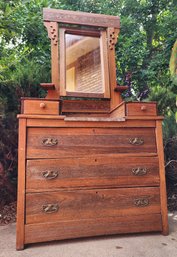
left=132, top=167, right=147, bottom=176
left=42, top=138, right=58, bottom=147
left=40, top=102, right=46, bottom=108
left=43, top=204, right=59, bottom=214
left=134, top=198, right=149, bottom=207
left=141, top=105, right=147, bottom=111
left=129, top=137, right=144, bottom=145
left=42, top=170, right=59, bottom=180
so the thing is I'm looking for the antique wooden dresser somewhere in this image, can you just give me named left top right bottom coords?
left=16, top=8, right=169, bottom=250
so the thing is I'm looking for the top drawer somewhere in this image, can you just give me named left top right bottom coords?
left=27, top=127, right=157, bottom=158
left=23, top=100, right=59, bottom=115
left=126, top=102, right=157, bottom=116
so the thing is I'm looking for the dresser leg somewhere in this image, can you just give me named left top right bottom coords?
left=156, top=120, right=169, bottom=236
left=16, top=242, right=25, bottom=251
left=16, top=118, right=27, bottom=250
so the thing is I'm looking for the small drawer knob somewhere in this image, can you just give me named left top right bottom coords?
left=141, top=105, right=147, bottom=111
left=40, top=102, right=46, bottom=108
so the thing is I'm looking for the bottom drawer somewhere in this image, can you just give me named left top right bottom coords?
left=26, top=187, right=160, bottom=224
left=25, top=214, right=162, bottom=244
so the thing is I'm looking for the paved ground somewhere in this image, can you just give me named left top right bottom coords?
left=1, top=212, right=177, bottom=257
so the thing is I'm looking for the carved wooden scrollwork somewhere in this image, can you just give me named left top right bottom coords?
left=44, top=21, right=58, bottom=46
left=107, top=28, right=119, bottom=50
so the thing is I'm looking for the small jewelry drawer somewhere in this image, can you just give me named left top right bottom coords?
left=22, top=99, right=59, bottom=115
left=126, top=102, right=157, bottom=116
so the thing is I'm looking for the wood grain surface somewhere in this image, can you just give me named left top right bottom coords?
left=23, top=100, right=59, bottom=115
left=43, top=8, right=120, bottom=28
left=156, top=120, right=169, bottom=235
left=25, top=213, right=162, bottom=244
left=126, top=102, right=157, bottom=116
left=27, top=127, right=157, bottom=158
left=61, top=99, right=110, bottom=113
left=26, top=187, right=160, bottom=224
left=16, top=119, right=26, bottom=250
left=26, top=156, right=160, bottom=191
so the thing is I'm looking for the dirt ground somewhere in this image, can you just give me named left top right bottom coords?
left=0, top=202, right=16, bottom=226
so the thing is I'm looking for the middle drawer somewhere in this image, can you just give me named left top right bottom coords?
left=27, top=127, right=157, bottom=158
left=26, top=157, right=160, bottom=191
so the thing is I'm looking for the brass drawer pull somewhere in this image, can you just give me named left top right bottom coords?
left=132, top=167, right=147, bottom=176
left=43, top=204, right=59, bottom=214
left=129, top=137, right=144, bottom=145
left=42, top=138, right=58, bottom=147
left=134, top=198, right=149, bottom=207
left=42, top=170, right=59, bottom=180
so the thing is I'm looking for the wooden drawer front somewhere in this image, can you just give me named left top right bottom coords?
left=27, top=127, right=157, bottom=158
left=23, top=100, right=59, bottom=115
left=25, top=214, right=162, bottom=244
left=26, top=157, right=160, bottom=191
left=126, top=102, right=157, bottom=116
left=26, top=187, right=160, bottom=224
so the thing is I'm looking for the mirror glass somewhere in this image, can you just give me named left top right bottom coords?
left=65, top=33, right=103, bottom=94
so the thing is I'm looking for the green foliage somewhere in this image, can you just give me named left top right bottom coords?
left=163, top=111, right=177, bottom=141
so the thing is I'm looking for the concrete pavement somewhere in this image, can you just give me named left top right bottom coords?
left=1, top=212, right=177, bottom=257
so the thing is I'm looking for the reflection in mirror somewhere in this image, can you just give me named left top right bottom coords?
left=65, top=33, right=103, bottom=94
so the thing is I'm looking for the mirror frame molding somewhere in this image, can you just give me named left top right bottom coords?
left=59, top=27, right=110, bottom=98
left=43, top=8, right=121, bottom=109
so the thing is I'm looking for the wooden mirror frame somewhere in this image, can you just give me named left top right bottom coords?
left=59, top=27, right=110, bottom=98
left=43, top=8, right=122, bottom=110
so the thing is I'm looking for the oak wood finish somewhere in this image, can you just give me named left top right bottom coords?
left=25, top=117, right=157, bottom=128
left=61, top=99, right=110, bottom=113
left=100, top=30, right=110, bottom=98
left=110, top=102, right=125, bottom=118
left=26, top=157, right=160, bottom=191
left=16, top=119, right=26, bottom=250
left=156, top=120, right=169, bottom=235
left=25, top=214, right=162, bottom=244
left=16, top=8, right=168, bottom=250
left=114, top=85, right=129, bottom=92
left=17, top=114, right=168, bottom=249
left=43, top=8, right=120, bottom=28
left=39, top=83, right=58, bottom=99
left=23, top=100, right=59, bottom=115
left=126, top=102, right=157, bottom=116
left=44, top=21, right=60, bottom=96
left=27, top=127, right=157, bottom=158
left=26, top=187, right=160, bottom=224
left=107, top=28, right=122, bottom=109
left=59, top=28, right=66, bottom=96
